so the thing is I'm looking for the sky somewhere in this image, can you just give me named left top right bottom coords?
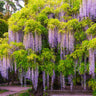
left=3, top=0, right=24, bottom=11
left=15, top=0, right=24, bottom=10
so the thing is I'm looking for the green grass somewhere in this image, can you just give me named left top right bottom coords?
left=18, top=88, right=34, bottom=96
left=19, top=92, right=30, bottom=96
left=0, top=89, right=8, bottom=93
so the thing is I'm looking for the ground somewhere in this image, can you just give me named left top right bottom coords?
left=0, top=86, right=93, bottom=96
left=0, top=86, right=31, bottom=96
left=46, top=90, right=92, bottom=96
left=51, top=94, right=92, bottom=96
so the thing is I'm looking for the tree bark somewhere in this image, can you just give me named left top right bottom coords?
left=84, top=57, right=86, bottom=90
left=62, top=75, right=65, bottom=89
left=51, top=70, right=55, bottom=90
left=47, top=73, right=49, bottom=89
left=68, top=75, right=73, bottom=91
left=60, top=72, right=62, bottom=90
left=43, top=71, right=46, bottom=91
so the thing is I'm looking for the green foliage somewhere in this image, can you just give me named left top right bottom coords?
left=58, top=56, right=74, bottom=76
left=81, top=17, right=93, bottom=28
left=0, top=1, right=5, bottom=13
left=27, top=50, right=39, bottom=69
left=24, top=19, right=46, bottom=35
left=0, top=19, right=8, bottom=37
left=8, top=0, right=81, bottom=39
left=7, top=0, right=96, bottom=91
left=74, top=31, right=86, bottom=44
left=60, top=3, right=70, bottom=15
left=71, top=0, right=80, bottom=14
left=88, top=79, right=96, bottom=90
left=41, top=6, right=54, bottom=15
left=24, top=0, right=28, bottom=5
left=3, top=32, right=8, bottom=38
left=0, top=89, right=8, bottom=94
left=4, top=12, right=11, bottom=20
left=88, top=38, right=96, bottom=49
left=10, top=42, right=25, bottom=51
left=67, top=19, right=79, bottom=33
left=59, top=22, right=67, bottom=33
left=12, top=49, right=28, bottom=72
left=88, top=79, right=96, bottom=96
left=78, top=62, right=89, bottom=75
left=37, top=13, right=48, bottom=26
left=40, top=48, right=55, bottom=76
left=19, top=92, right=30, bottom=96
left=86, top=23, right=96, bottom=36
left=48, top=18, right=60, bottom=29
left=0, top=12, right=4, bottom=19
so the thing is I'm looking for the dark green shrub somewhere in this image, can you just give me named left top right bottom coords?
left=0, top=19, right=8, bottom=37
left=88, top=79, right=96, bottom=96
left=0, top=12, right=4, bottom=19
left=4, top=12, right=11, bottom=20
left=19, top=92, right=30, bottom=96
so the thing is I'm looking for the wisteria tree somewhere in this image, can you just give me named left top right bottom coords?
left=0, top=0, right=96, bottom=96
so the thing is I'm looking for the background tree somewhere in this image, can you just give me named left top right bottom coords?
left=0, top=19, right=8, bottom=37
left=0, top=1, right=5, bottom=13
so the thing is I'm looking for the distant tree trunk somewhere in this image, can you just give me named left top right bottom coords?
left=60, top=72, right=62, bottom=90
left=84, top=56, right=86, bottom=90
left=20, top=72, right=23, bottom=87
left=43, top=71, right=46, bottom=91
left=74, top=59, right=78, bottom=86
left=81, top=75, right=83, bottom=88
left=6, top=55, right=8, bottom=80
left=62, top=75, right=65, bottom=89
left=68, top=75, right=73, bottom=91
left=47, top=73, right=49, bottom=89
left=51, top=70, right=55, bottom=90
left=24, top=72, right=26, bottom=87
left=84, top=73, right=86, bottom=90
left=15, top=61, right=16, bottom=73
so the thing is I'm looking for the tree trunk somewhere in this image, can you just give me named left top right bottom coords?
left=24, top=72, right=26, bottom=87
left=74, top=60, right=78, bottom=86
left=43, top=71, right=46, bottom=91
left=51, top=70, right=55, bottom=90
left=68, top=75, right=73, bottom=91
left=47, top=73, right=49, bottom=89
left=81, top=75, right=83, bottom=88
left=84, top=73, right=86, bottom=90
left=60, top=72, right=62, bottom=90
left=20, top=72, right=23, bottom=87
left=62, top=75, right=65, bottom=89
left=15, top=61, right=16, bottom=73
left=84, top=57, right=86, bottom=90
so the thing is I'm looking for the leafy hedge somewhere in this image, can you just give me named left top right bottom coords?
left=0, top=19, right=8, bottom=37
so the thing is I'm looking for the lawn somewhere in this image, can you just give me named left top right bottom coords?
left=0, top=89, right=8, bottom=93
